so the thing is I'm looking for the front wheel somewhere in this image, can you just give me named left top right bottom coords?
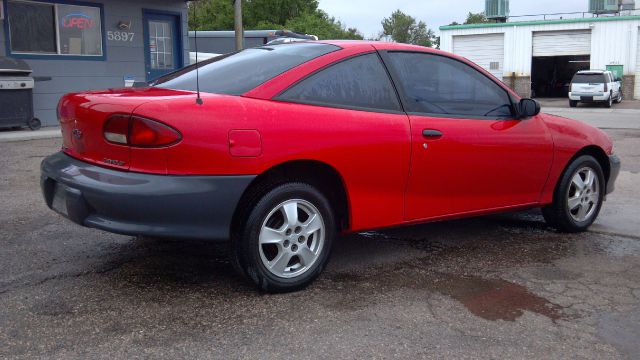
left=232, top=183, right=335, bottom=293
left=616, top=91, right=623, bottom=103
left=542, top=155, right=605, bottom=232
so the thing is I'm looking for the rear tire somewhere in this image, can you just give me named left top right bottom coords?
left=542, top=155, right=605, bottom=232
left=569, top=100, right=578, bottom=108
left=232, top=183, right=335, bottom=293
left=605, top=93, right=613, bottom=108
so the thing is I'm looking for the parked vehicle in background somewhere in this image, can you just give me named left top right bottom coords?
left=265, top=37, right=311, bottom=45
left=568, top=70, right=622, bottom=108
left=188, top=29, right=317, bottom=55
left=189, top=52, right=221, bottom=65
left=41, top=41, right=620, bottom=293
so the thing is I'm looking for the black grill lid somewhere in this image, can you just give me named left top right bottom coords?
left=0, top=57, right=32, bottom=75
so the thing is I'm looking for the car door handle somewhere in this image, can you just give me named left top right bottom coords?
left=422, top=129, right=443, bottom=138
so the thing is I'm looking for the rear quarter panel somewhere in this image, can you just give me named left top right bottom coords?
left=132, top=94, right=412, bottom=231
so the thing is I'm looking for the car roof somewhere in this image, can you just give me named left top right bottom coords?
left=576, top=70, right=609, bottom=74
left=314, top=40, right=445, bottom=54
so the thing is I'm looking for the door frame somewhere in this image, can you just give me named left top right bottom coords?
left=142, top=8, right=184, bottom=81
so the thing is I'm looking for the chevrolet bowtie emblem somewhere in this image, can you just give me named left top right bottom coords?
left=72, top=128, right=83, bottom=140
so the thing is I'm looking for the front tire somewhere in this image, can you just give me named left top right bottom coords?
left=232, top=183, right=335, bottom=293
left=616, top=91, right=623, bottom=103
left=542, top=155, right=605, bottom=232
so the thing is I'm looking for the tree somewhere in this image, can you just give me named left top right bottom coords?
left=285, top=11, right=363, bottom=40
left=188, top=0, right=362, bottom=40
left=244, top=0, right=319, bottom=28
left=380, top=10, right=437, bottom=47
left=464, top=11, right=489, bottom=24
left=189, top=0, right=235, bottom=30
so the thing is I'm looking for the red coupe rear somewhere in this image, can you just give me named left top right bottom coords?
left=42, top=41, right=620, bottom=292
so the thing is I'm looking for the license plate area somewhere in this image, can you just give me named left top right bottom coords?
left=581, top=96, right=594, bottom=102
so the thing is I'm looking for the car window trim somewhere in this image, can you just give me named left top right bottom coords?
left=273, top=51, right=405, bottom=115
left=378, top=50, right=518, bottom=121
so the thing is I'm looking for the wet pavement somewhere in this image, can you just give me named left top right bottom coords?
left=1, top=129, right=639, bottom=359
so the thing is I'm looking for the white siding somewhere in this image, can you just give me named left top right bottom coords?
left=453, top=34, right=504, bottom=79
left=440, top=18, right=640, bottom=77
left=532, top=30, right=591, bottom=56
left=636, top=31, right=640, bottom=99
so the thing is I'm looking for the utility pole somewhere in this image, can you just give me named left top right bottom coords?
left=234, top=0, right=243, bottom=51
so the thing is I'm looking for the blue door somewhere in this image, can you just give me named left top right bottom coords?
left=143, top=11, right=183, bottom=81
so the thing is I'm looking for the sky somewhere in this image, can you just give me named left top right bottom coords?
left=317, top=0, right=587, bottom=38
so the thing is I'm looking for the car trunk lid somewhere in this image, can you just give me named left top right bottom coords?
left=58, top=87, right=193, bottom=171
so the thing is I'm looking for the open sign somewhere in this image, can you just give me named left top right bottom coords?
left=63, top=13, right=95, bottom=29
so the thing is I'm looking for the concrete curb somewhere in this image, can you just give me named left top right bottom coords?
left=0, top=128, right=62, bottom=143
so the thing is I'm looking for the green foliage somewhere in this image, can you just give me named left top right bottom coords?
left=464, top=11, right=489, bottom=24
left=189, top=0, right=235, bottom=30
left=380, top=10, right=437, bottom=47
left=285, top=10, right=363, bottom=40
left=244, top=0, right=319, bottom=27
left=188, top=0, right=362, bottom=40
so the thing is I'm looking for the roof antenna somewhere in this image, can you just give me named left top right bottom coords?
left=193, top=1, right=203, bottom=105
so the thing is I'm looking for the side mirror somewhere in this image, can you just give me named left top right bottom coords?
left=518, top=98, right=540, bottom=119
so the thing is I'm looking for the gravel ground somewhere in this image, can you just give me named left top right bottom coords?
left=1, top=129, right=639, bottom=359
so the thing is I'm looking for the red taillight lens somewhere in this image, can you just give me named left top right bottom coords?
left=130, top=116, right=182, bottom=147
left=104, top=115, right=181, bottom=147
left=604, top=82, right=608, bottom=92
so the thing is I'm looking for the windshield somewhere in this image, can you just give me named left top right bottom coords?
left=572, top=73, right=605, bottom=84
left=153, top=43, right=340, bottom=95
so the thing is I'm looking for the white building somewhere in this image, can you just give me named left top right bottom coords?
left=439, top=16, right=640, bottom=99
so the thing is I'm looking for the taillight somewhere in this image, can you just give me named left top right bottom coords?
left=604, top=82, right=608, bottom=92
left=104, top=115, right=130, bottom=144
left=104, top=115, right=181, bottom=147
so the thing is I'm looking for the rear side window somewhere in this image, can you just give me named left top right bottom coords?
left=572, top=74, right=606, bottom=84
left=277, top=53, right=401, bottom=112
left=385, top=52, right=513, bottom=118
left=153, top=43, right=339, bottom=95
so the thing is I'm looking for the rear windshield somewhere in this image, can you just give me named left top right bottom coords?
left=572, top=73, right=605, bottom=84
left=152, top=43, right=340, bottom=95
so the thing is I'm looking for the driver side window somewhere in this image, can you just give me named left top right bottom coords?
left=385, top=52, right=514, bottom=119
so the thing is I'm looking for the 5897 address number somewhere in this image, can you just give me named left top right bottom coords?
left=107, top=31, right=135, bottom=42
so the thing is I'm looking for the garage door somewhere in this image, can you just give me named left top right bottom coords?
left=533, top=30, right=591, bottom=57
left=636, top=31, right=640, bottom=100
left=453, top=34, right=505, bottom=80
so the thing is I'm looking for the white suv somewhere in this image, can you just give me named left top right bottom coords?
left=568, top=70, right=622, bottom=108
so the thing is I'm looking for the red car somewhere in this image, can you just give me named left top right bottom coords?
left=41, top=41, right=620, bottom=292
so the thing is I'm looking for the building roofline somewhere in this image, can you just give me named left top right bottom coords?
left=439, top=15, right=640, bottom=31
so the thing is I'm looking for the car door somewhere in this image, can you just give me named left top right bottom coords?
left=274, top=51, right=412, bottom=230
left=381, top=51, right=554, bottom=221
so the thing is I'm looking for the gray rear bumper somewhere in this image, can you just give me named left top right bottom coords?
left=41, top=152, right=255, bottom=241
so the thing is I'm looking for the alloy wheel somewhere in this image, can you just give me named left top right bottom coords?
left=258, top=199, right=325, bottom=278
left=566, top=167, right=600, bottom=222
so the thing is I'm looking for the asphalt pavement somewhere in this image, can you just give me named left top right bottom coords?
left=1, top=114, right=639, bottom=358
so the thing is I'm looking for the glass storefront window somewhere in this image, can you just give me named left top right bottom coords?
left=7, top=0, right=104, bottom=57
left=57, top=4, right=103, bottom=56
